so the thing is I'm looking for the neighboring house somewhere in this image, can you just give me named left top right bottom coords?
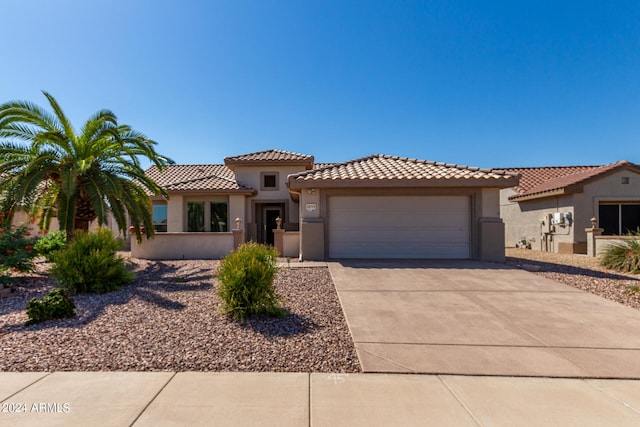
left=133, top=149, right=518, bottom=261
left=500, top=160, right=640, bottom=254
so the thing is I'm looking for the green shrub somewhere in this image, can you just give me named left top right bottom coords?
left=25, top=288, right=76, bottom=325
left=50, top=229, right=134, bottom=294
left=34, top=230, right=67, bottom=261
left=214, top=242, right=285, bottom=320
left=600, top=233, right=640, bottom=274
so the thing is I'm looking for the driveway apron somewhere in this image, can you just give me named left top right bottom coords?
left=328, top=260, right=640, bottom=378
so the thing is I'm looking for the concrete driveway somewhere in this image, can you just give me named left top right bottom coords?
left=328, top=260, right=640, bottom=378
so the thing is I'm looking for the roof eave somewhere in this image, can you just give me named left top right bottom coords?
left=163, top=188, right=257, bottom=196
left=509, top=188, right=566, bottom=202
left=288, top=177, right=519, bottom=190
left=224, top=159, right=314, bottom=171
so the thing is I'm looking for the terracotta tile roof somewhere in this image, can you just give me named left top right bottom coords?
left=502, top=160, right=639, bottom=201
left=289, top=154, right=518, bottom=187
left=145, top=164, right=254, bottom=193
left=224, top=149, right=314, bottom=168
left=313, top=162, right=336, bottom=169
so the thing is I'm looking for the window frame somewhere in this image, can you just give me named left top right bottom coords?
left=184, top=197, right=229, bottom=232
left=210, top=202, right=228, bottom=232
left=261, top=172, right=279, bottom=191
left=152, top=202, right=168, bottom=232
left=598, top=202, right=640, bottom=235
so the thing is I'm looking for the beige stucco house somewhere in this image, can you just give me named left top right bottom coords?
left=500, top=160, right=640, bottom=254
left=132, top=149, right=518, bottom=261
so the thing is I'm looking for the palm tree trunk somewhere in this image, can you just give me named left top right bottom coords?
left=73, top=197, right=96, bottom=236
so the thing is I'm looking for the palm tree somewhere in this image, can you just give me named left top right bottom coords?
left=0, top=91, right=173, bottom=241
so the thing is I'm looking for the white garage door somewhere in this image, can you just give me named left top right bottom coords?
left=328, top=195, right=471, bottom=259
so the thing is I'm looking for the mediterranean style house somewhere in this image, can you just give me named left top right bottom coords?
left=133, top=149, right=518, bottom=261
left=500, top=160, right=640, bottom=254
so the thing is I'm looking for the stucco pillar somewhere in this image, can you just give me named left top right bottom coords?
left=167, top=194, right=183, bottom=232
left=232, top=218, right=245, bottom=250
left=273, top=229, right=285, bottom=256
left=300, top=218, right=325, bottom=261
left=479, top=217, right=505, bottom=262
left=228, top=195, right=245, bottom=230
left=586, top=228, right=604, bottom=257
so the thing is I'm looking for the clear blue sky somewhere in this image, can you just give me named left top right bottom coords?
left=2, top=0, right=639, bottom=168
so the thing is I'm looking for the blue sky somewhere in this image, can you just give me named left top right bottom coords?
left=2, top=1, right=639, bottom=168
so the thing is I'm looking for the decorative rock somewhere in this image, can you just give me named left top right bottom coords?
left=0, top=258, right=360, bottom=373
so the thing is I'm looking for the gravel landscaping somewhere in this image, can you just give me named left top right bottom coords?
left=0, top=257, right=360, bottom=372
left=4, top=249, right=639, bottom=372
left=506, top=248, right=640, bottom=310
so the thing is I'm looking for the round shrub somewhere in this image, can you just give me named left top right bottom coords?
left=215, top=242, right=285, bottom=320
left=50, top=229, right=134, bottom=294
left=26, top=288, right=76, bottom=325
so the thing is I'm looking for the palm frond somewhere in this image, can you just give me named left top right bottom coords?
left=0, top=99, right=62, bottom=133
left=42, top=91, right=76, bottom=144
left=1, top=92, right=171, bottom=237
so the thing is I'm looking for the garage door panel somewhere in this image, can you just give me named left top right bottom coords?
left=328, top=195, right=471, bottom=259
left=331, top=212, right=468, bottom=226
left=330, top=242, right=469, bottom=259
left=332, top=227, right=468, bottom=241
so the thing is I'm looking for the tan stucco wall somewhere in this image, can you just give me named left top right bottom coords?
left=501, top=190, right=575, bottom=251
left=577, top=169, right=640, bottom=236
left=9, top=210, right=60, bottom=237
left=595, top=236, right=639, bottom=256
left=228, top=195, right=246, bottom=231
left=10, top=209, right=120, bottom=241
left=481, top=188, right=501, bottom=217
left=234, top=165, right=303, bottom=226
left=166, top=194, right=184, bottom=233
left=131, top=232, right=234, bottom=259
left=282, top=231, right=300, bottom=258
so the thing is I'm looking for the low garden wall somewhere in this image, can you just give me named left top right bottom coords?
left=595, top=236, right=638, bottom=256
left=131, top=232, right=235, bottom=260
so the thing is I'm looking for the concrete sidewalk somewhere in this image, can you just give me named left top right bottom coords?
left=1, top=372, right=640, bottom=426
left=328, top=260, right=640, bottom=377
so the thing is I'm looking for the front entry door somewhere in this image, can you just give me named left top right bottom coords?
left=264, top=207, right=282, bottom=246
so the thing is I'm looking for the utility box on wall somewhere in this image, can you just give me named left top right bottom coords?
left=552, top=212, right=564, bottom=225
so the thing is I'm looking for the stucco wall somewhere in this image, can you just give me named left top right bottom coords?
left=229, top=195, right=245, bottom=229
left=166, top=194, right=184, bottom=233
left=9, top=209, right=60, bottom=237
left=500, top=190, right=575, bottom=251
left=576, top=169, right=640, bottom=237
left=595, top=236, right=638, bottom=256
left=234, top=165, right=303, bottom=225
left=131, top=232, right=234, bottom=259
left=282, top=231, right=300, bottom=258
